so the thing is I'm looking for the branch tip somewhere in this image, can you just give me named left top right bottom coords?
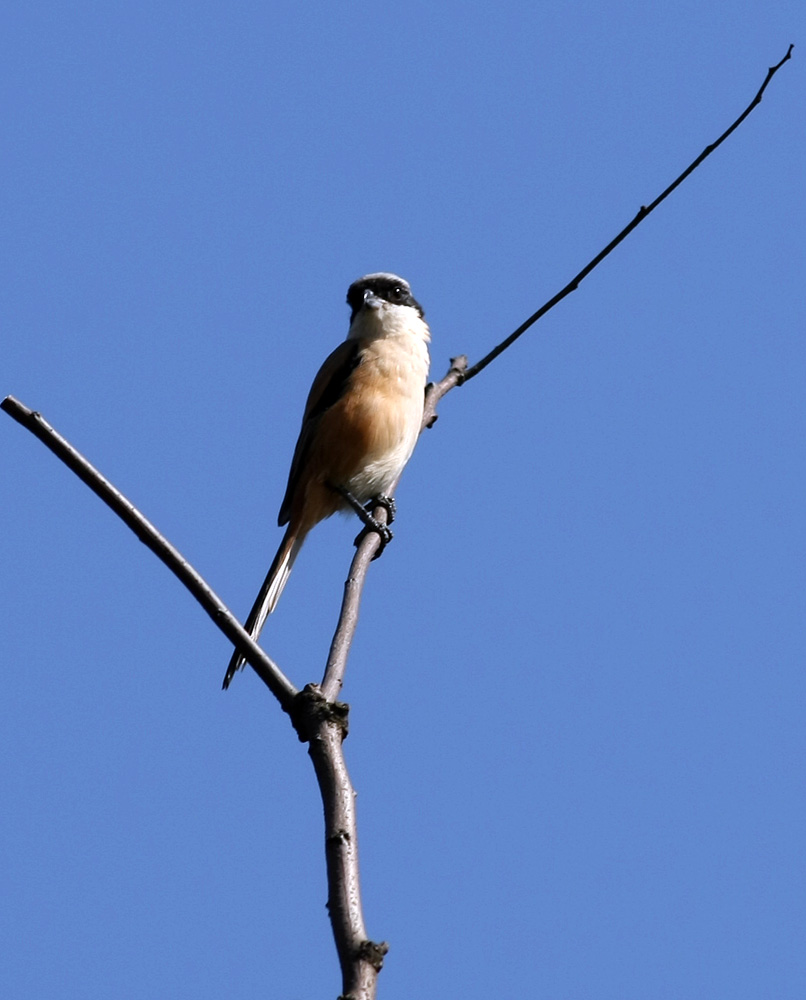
left=455, top=45, right=793, bottom=385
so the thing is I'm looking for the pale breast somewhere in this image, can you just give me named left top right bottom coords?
left=313, top=330, right=429, bottom=500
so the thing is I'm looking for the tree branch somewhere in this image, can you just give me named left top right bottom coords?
left=457, top=43, right=793, bottom=384
left=318, top=346, right=470, bottom=700
left=0, top=395, right=297, bottom=710
left=309, top=50, right=794, bottom=994
left=291, top=687, right=388, bottom=1000
left=300, top=354, right=473, bottom=997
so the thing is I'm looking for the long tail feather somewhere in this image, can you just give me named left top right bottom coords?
left=222, top=527, right=305, bottom=688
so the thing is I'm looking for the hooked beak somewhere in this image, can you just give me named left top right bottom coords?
left=362, top=288, right=382, bottom=310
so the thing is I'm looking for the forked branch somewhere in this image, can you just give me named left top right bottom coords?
left=2, top=45, right=793, bottom=1000
left=324, top=43, right=795, bottom=706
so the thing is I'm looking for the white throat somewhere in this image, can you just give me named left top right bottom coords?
left=347, top=301, right=431, bottom=347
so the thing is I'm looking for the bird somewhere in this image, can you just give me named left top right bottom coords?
left=223, top=272, right=431, bottom=689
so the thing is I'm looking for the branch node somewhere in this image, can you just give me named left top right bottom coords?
left=450, top=354, right=469, bottom=385
left=326, top=828, right=351, bottom=846
left=358, top=939, right=390, bottom=971
left=288, top=683, right=350, bottom=743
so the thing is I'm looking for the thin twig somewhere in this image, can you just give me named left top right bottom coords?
left=0, top=395, right=298, bottom=710
left=422, top=355, right=469, bottom=430
left=460, top=43, right=794, bottom=383
left=319, top=353, right=472, bottom=702
left=318, top=352, right=471, bottom=699
left=322, top=534, right=380, bottom=702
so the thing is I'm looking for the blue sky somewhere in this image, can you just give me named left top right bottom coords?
left=2, top=2, right=804, bottom=998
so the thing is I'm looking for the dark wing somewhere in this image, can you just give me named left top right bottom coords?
left=277, top=338, right=362, bottom=525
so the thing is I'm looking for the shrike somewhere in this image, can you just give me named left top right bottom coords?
left=223, top=272, right=431, bottom=688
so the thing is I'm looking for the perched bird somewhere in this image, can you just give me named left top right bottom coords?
left=223, top=272, right=431, bottom=688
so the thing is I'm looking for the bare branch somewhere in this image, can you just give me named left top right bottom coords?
left=318, top=353, right=472, bottom=703
left=309, top=51, right=795, bottom=991
left=306, top=359, right=480, bottom=988
left=459, top=44, right=794, bottom=383
left=1, top=393, right=385, bottom=994
left=291, top=687, right=387, bottom=999
left=321, top=534, right=380, bottom=702
left=319, top=351, right=471, bottom=701
left=317, top=353, right=473, bottom=699
left=422, top=355, right=469, bottom=430
left=1, top=395, right=298, bottom=710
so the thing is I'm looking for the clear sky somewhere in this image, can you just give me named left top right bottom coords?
left=2, top=2, right=804, bottom=998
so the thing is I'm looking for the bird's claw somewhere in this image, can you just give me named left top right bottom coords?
left=354, top=519, right=393, bottom=559
left=366, top=493, right=396, bottom=525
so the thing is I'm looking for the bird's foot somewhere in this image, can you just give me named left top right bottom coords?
left=353, top=519, right=393, bottom=559
left=331, top=483, right=394, bottom=558
left=366, top=493, right=396, bottom=525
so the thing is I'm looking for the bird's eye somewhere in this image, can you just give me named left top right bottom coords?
left=391, top=285, right=405, bottom=301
